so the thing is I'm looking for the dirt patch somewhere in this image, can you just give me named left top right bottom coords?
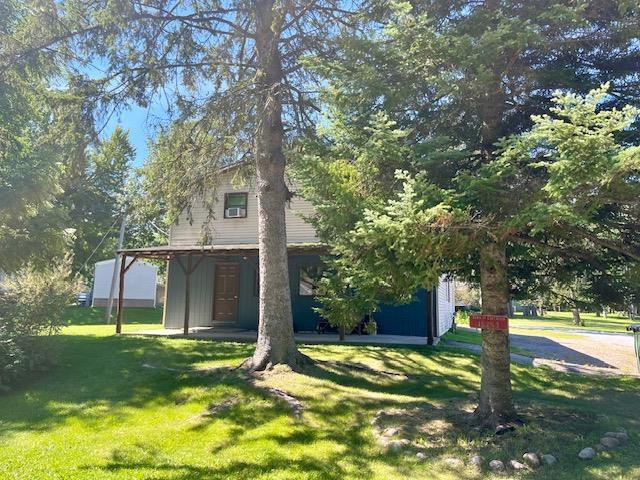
left=205, top=397, right=238, bottom=416
left=371, top=401, right=477, bottom=452
left=370, top=399, right=620, bottom=459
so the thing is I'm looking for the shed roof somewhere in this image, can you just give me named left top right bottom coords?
left=95, top=258, right=158, bottom=268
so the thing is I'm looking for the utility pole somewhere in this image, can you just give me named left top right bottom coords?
left=106, top=214, right=127, bottom=323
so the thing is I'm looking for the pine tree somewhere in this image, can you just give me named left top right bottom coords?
left=3, top=0, right=357, bottom=370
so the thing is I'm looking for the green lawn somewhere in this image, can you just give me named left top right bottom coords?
left=1, top=323, right=638, bottom=479
left=441, top=329, right=538, bottom=356
left=63, top=306, right=164, bottom=325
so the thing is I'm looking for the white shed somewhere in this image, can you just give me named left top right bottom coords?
left=92, top=258, right=158, bottom=308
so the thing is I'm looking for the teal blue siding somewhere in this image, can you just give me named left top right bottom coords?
left=164, top=253, right=430, bottom=337
left=375, top=290, right=428, bottom=337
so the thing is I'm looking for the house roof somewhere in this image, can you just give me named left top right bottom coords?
left=118, top=242, right=327, bottom=259
left=219, top=160, right=247, bottom=174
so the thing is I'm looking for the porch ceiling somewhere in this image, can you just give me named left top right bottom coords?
left=118, top=242, right=327, bottom=259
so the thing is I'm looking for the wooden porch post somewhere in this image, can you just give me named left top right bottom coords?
left=183, top=255, right=192, bottom=336
left=116, top=253, right=126, bottom=334
left=115, top=255, right=139, bottom=335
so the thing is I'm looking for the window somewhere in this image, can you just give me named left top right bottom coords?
left=224, top=192, right=248, bottom=218
left=299, top=265, right=323, bottom=296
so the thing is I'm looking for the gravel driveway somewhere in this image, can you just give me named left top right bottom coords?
left=454, top=327, right=639, bottom=377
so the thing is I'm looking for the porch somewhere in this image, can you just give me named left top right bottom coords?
left=114, top=243, right=326, bottom=335
left=115, top=243, right=438, bottom=341
left=126, top=326, right=435, bottom=346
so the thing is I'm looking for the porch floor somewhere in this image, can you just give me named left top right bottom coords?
left=127, top=327, right=435, bottom=346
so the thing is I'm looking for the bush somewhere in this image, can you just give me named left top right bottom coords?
left=0, top=256, right=79, bottom=386
left=455, top=309, right=469, bottom=325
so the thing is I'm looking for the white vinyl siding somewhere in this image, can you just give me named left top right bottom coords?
left=437, top=277, right=455, bottom=335
left=169, top=171, right=318, bottom=246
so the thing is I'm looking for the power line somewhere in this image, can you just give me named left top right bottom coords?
left=78, top=214, right=122, bottom=274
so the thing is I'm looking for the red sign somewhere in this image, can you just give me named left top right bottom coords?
left=470, top=314, right=509, bottom=331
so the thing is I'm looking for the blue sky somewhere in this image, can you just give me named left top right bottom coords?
left=79, top=61, right=170, bottom=168
left=102, top=103, right=159, bottom=168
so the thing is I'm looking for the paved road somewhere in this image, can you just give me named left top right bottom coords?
left=454, top=327, right=638, bottom=377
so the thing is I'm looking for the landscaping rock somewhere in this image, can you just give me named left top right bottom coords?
left=443, top=457, right=464, bottom=468
left=416, top=452, right=427, bottom=461
left=489, top=459, right=505, bottom=472
left=387, top=439, right=410, bottom=453
left=495, top=424, right=515, bottom=436
left=381, top=427, right=401, bottom=437
left=509, top=460, right=527, bottom=471
left=604, top=432, right=628, bottom=442
left=600, top=436, right=621, bottom=449
left=469, top=455, right=483, bottom=467
left=371, top=410, right=386, bottom=426
left=578, top=447, right=596, bottom=460
left=523, top=452, right=540, bottom=468
left=594, top=444, right=606, bottom=452
left=541, top=454, right=557, bottom=465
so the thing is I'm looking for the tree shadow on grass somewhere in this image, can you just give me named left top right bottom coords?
left=86, top=453, right=366, bottom=480
left=0, top=334, right=254, bottom=436
left=2, top=335, right=640, bottom=480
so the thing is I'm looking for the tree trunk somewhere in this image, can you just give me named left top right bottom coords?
left=244, top=0, right=305, bottom=371
left=571, top=307, right=583, bottom=326
left=473, top=241, right=518, bottom=427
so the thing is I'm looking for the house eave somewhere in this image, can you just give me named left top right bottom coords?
left=118, top=242, right=327, bottom=259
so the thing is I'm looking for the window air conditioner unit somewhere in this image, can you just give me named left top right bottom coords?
left=226, top=207, right=244, bottom=218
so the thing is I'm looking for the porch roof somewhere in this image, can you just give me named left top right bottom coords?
left=118, top=242, right=327, bottom=259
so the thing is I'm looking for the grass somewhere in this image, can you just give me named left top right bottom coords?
left=1, top=316, right=638, bottom=479
left=63, top=306, right=164, bottom=326
left=441, top=329, right=535, bottom=356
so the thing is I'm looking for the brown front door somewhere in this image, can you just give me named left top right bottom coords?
left=212, top=263, right=239, bottom=323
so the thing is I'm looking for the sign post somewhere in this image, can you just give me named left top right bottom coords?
left=470, top=314, right=509, bottom=331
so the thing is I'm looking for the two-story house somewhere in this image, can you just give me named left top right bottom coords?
left=117, top=163, right=455, bottom=341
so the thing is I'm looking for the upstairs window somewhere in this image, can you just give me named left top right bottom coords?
left=224, top=192, right=248, bottom=218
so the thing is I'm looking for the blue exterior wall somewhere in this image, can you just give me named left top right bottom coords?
left=164, top=253, right=429, bottom=336
left=375, top=289, right=428, bottom=337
